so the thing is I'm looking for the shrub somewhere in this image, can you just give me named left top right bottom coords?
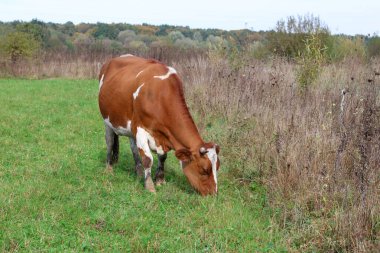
left=296, top=32, right=327, bottom=88
left=326, top=35, right=367, bottom=62
left=367, top=36, right=380, bottom=58
left=248, top=41, right=271, bottom=60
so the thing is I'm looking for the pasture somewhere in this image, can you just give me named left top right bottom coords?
left=0, top=79, right=285, bottom=252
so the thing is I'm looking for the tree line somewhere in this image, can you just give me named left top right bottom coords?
left=0, top=15, right=379, bottom=64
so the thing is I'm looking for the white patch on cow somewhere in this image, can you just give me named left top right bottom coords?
left=120, top=54, right=134, bottom=57
left=136, top=127, right=154, bottom=166
left=206, top=147, right=218, bottom=192
left=104, top=117, right=132, bottom=136
left=126, top=120, right=132, bottom=132
left=144, top=168, right=151, bottom=178
left=136, top=127, right=164, bottom=157
left=133, top=83, right=144, bottom=100
left=99, top=74, right=104, bottom=90
left=154, top=66, right=177, bottom=80
left=156, top=146, right=164, bottom=155
left=136, top=70, right=144, bottom=78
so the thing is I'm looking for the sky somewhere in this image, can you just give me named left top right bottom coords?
left=0, top=0, right=379, bottom=35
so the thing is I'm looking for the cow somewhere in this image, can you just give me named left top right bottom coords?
left=98, top=55, right=220, bottom=195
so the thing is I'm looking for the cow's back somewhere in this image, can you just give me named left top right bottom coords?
left=98, top=56, right=172, bottom=132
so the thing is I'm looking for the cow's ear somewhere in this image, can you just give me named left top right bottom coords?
left=175, top=149, right=192, bottom=162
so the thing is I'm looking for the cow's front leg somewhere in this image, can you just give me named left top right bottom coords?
left=129, top=137, right=144, bottom=177
left=139, top=149, right=155, bottom=193
left=135, top=129, right=155, bottom=193
left=155, top=153, right=167, bottom=186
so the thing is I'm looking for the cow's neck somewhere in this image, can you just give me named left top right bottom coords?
left=162, top=90, right=203, bottom=152
left=166, top=114, right=203, bottom=152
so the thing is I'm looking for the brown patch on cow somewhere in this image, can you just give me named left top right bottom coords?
left=141, top=155, right=152, bottom=169
left=175, top=148, right=192, bottom=162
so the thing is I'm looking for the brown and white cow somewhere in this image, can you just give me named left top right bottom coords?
left=98, top=55, right=220, bottom=195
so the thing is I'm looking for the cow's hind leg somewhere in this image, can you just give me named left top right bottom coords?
left=105, top=125, right=119, bottom=172
left=155, top=153, right=167, bottom=186
left=129, top=137, right=144, bottom=177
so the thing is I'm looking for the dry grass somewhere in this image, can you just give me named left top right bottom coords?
left=0, top=47, right=205, bottom=79
left=175, top=55, right=379, bottom=252
left=2, top=50, right=379, bottom=252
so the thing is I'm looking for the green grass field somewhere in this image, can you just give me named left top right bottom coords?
left=0, top=79, right=285, bottom=252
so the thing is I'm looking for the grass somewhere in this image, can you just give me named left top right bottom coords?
left=0, top=79, right=286, bottom=252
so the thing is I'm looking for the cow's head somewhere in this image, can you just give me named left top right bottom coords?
left=175, top=142, right=220, bottom=196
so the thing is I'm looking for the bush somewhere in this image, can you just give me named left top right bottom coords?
left=367, top=36, right=380, bottom=58
left=326, top=35, right=367, bottom=62
left=296, top=32, right=327, bottom=88
left=248, top=41, right=271, bottom=60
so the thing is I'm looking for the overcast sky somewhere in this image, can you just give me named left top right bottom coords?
left=0, top=0, right=379, bottom=35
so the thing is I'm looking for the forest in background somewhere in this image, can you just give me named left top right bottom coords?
left=0, top=15, right=380, bottom=73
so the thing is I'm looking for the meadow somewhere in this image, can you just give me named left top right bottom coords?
left=0, top=79, right=286, bottom=252
left=0, top=45, right=379, bottom=252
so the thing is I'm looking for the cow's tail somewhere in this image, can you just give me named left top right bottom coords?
left=98, top=58, right=112, bottom=80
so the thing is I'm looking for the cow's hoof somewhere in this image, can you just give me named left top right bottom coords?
left=135, top=164, right=144, bottom=178
left=155, top=178, right=166, bottom=186
left=105, top=164, right=114, bottom=174
left=145, top=177, right=156, bottom=193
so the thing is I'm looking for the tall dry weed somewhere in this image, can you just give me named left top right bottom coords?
left=175, top=54, right=379, bottom=252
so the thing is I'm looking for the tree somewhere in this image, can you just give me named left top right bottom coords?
left=193, top=31, right=203, bottom=42
left=93, top=23, right=119, bottom=40
left=117, top=30, right=136, bottom=44
left=168, top=31, right=185, bottom=43
left=60, top=21, right=76, bottom=36
left=0, top=31, right=40, bottom=63
left=16, top=19, right=51, bottom=47
left=267, top=14, right=330, bottom=59
left=155, top=25, right=170, bottom=36
left=174, top=38, right=197, bottom=49
left=72, top=32, right=94, bottom=50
